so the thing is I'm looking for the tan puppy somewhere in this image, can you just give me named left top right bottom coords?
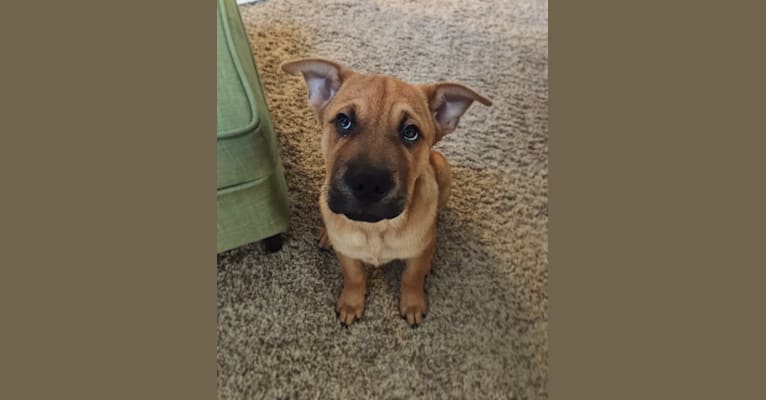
left=282, top=58, right=491, bottom=326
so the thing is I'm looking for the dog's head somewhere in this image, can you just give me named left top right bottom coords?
left=282, top=57, right=491, bottom=223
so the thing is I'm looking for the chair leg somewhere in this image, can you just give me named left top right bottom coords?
left=262, top=234, right=284, bottom=253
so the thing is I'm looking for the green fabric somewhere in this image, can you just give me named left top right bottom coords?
left=217, top=0, right=289, bottom=253
left=217, top=0, right=277, bottom=189
left=217, top=172, right=289, bottom=254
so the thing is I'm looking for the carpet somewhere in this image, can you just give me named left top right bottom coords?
left=217, top=0, right=548, bottom=398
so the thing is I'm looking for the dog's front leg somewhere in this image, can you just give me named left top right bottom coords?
left=335, top=251, right=366, bottom=325
left=400, top=240, right=435, bottom=326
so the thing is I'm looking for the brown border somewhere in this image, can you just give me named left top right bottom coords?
left=2, top=1, right=216, bottom=399
left=4, top=1, right=766, bottom=399
left=550, top=1, right=766, bottom=399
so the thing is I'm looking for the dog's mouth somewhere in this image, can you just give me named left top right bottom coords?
left=327, top=187, right=405, bottom=223
left=342, top=212, right=390, bottom=223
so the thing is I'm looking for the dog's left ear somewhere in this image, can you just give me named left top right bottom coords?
left=421, top=83, right=492, bottom=141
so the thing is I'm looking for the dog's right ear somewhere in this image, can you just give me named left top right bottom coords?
left=281, top=58, right=348, bottom=113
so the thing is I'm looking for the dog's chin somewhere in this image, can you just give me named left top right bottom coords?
left=327, top=192, right=404, bottom=223
left=342, top=210, right=402, bottom=223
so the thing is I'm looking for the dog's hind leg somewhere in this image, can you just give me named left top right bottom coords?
left=430, top=150, right=452, bottom=210
left=319, top=226, right=332, bottom=251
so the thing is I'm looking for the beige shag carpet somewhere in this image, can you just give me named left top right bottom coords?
left=217, top=0, right=548, bottom=398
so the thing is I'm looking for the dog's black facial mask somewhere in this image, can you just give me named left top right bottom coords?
left=327, top=189, right=404, bottom=222
left=327, top=161, right=406, bottom=223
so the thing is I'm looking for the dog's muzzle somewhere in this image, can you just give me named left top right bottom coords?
left=327, top=166, right=405, bottom=223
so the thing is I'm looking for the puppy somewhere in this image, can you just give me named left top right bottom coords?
left=282, top=58, right=491, bottom=326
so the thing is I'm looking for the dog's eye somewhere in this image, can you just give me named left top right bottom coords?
left=401, top=124, right=420, bottom=143
left=334, top=113, right=353, bottom=133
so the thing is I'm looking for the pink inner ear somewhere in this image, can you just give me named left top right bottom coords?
left=435, top=97, right=472, bottom=132
left=304, top=72, right=337, bottom=109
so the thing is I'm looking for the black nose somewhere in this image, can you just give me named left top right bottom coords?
left=344, top=167, right=395, bottom=204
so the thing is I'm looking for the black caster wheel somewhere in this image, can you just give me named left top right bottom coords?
left=262, top=234, right=284, bottom=253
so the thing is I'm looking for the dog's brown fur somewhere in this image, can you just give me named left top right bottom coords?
left=282, top=58, right=491, bottom=326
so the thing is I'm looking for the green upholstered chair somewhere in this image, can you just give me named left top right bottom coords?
left=217, top=0, right=289, bottom=253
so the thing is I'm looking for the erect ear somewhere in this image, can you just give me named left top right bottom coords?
left=281, top=57, right=350, bottom=112
left=421, top=82, right=492, bottom=140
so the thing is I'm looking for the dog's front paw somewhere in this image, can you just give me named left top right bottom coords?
left=400, top=286, right=428, bottom=327
left=336, top=286, right=365, bottom=326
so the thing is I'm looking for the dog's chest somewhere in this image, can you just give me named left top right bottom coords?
left=331, top=224, right=423, bottom=266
